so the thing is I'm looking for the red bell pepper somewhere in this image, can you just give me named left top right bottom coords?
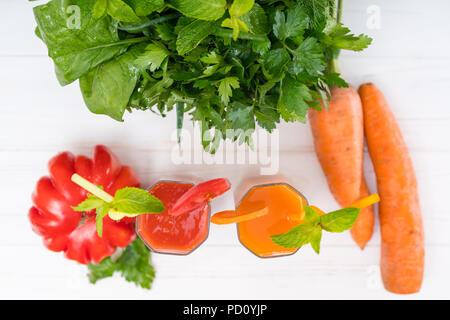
left=29, top=145, right=139, bottom=264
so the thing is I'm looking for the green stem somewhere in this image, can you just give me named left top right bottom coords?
left=118, top=13, right=181, bottom=32
left=329, top=0, right=344, bottom=74
left=337, top=0, right=344, bottom=24
left=214, top=28, right=266, bottom=42
left=176, top=102, right=184, bottom=144
left=88, top=37, right=150, bottom=51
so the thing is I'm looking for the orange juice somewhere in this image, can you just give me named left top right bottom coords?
left=236, top=183, right=307, bottom=258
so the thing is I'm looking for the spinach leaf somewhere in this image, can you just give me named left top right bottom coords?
left=124, top=0, right=165, bottom=17
left=167, top=0, right=226, bottom=21
left=176, top=19, right=220, bottom=55
left=34, top=0, right=140, bottom=85
left=106, top=0, right=141, bottom=23
left=80, top=44, right=147, bottom=121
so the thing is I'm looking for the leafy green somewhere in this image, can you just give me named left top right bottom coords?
left=33, top=0, right=137, bottom=85
left=72, top=194, right=106, bottom=212
left=107, top=0, right=141, bottom=23
left=279, top=75, right=313, bottom=122
left=93, top=0, right=108, bottom=19
left=322, top=21, right=373, bottom=51
left=135, top=42, right=169, bottom=71
left=167, top=0, right=227, bottom=21
left=80, top=44, right=147, bottom=121
left=88, top=238, right=156, bottom=290
left=263, top=48, right=290, bottom=80
left=113, top=187, right=165, bottom=213
left=273, top=4, right=309, bottom=41
left=73, top=182, right=164, bottom=237
left=240, top=3, right=269, bottom=34
left=271, top=205, right=360, bottom=253
left=33, top=0, right=372, bottom=151
left=125, top=0, right=165, bottom=16
left=320, top=207, right=360, bottom=232
left=229, top=0, right=255, bottom=17
left=176, top=19, right=220, bottom=55
left=291, top=37, right=325, bottom=77
left=217, top=77, right=240, bottom=106
left=271, top=221, right=320, bottom=249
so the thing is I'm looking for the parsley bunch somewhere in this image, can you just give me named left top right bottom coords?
left=33, top=0, right=371, bottom=151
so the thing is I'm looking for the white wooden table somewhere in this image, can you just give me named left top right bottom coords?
left=1, top=0, right=449, bottom=299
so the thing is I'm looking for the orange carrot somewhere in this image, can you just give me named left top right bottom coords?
left=359, top=83, right=424, bottom=294
left=308, top=86, right=375, bottom=249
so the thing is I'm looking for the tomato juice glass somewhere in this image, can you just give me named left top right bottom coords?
left=136, top=179, right=211, bottom=255
left=234, top=176, right=308, bottom=258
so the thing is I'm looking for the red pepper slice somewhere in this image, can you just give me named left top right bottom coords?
left=169, top=178, right=231, bottom=217
left=28, top=145, right=139, bottom=265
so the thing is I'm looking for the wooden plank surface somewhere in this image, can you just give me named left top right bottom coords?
left=0, top=0, right=449, bottom=299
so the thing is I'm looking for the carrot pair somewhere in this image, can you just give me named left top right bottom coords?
left=309, top=83, right=424, bottom=294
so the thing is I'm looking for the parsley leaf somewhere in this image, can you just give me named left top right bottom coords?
left=135, top=42, right=169, bottom=71
left=263, top=48, right=290, bottom=80
left=217, top=77, right=240, bottom=106
left=228, top=102, right=255, bottom=145
left=88, top=238, right=156, bottom=290
left=322, top=21, right=373, bottom=51
left=278, top=75, right=313, bottom=123
left=291, top=37, right=326, bottom=77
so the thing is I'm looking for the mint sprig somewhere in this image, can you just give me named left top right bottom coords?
left=271, top=205, right=360, bottom=254
left=72, top=187, right=165, bottom=236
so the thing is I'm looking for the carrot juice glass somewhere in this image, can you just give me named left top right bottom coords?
left=136, top=179, right=210, bottom=255
left=234, top=176, right=308, bottom=258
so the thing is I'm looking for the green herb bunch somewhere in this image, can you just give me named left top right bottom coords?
left=34, top=0, right=371, bottom=151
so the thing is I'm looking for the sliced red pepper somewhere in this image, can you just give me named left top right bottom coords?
left=28, top=145, right=139, bottom=265
left=169, top=178, right=231, bottom=217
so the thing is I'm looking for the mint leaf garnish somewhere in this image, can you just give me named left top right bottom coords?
left=112, top=187, right=165, bottom=214
left=72, top=194, right=106, bottom=212
left=73, top=186, right=165, bottom=238
left=271, top=205, right=360, bottom=253
left=320, top=207, right=360, bottom=232
left=310, top=226, right=322, bottom=254
left=304, top=205, right=320, bottom=224
left=95, top=206, right=111, bottom=237
left=271, top=221, right=319, bottom=249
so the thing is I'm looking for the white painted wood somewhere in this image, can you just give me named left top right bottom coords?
left=1, top=0, right=449, bottom=299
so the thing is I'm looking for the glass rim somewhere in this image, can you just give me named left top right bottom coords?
left=135, top=180, right=211, bottom=256
left=235, top=182, right=308, bottom=259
